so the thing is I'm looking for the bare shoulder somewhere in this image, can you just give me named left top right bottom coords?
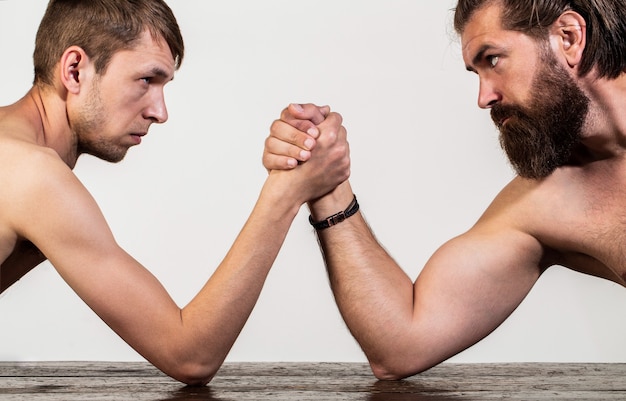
left=0, top=136, right=95, bottom=288
left=0, top=136, right=62, bottom=225
left=470, top=167, right=626, bottom=281
left=459, top=174, right=568, bottom=270
left=0, top=133, right=61, bottom=162
left=478, top=165, right=618, bottom=237
left=0, top=136, right=77, bottom=211
left=0, top=135, right=111, bottom=255
left=476, top=172, right=574, bottom=230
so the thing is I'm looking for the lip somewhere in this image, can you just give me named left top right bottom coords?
left=495, top=116, right=511, bottom=128
left=130, top=132, right=146, bottom=145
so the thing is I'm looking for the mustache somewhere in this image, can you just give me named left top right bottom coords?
left=490, top=104, right=528, bottom=128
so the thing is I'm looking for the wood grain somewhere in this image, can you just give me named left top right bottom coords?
left=0, top=362, right=624, bottom=400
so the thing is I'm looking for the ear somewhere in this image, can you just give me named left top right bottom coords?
left=59, top=46, right=92, bottom=95
left=550, top=11, right=587, bottom=68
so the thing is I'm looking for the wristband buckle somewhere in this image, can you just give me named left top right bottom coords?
left=309, top=195, right=359, bottom=230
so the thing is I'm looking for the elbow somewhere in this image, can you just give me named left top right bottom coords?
left=146, top=332, right=228, bottom=385
left=370, top=362, right=414, bottom=381
left=177, top=369, right=216, bottom=387
left=164, top=360, right=221, bottom=386
left=368, top=356, right=434, bottom=381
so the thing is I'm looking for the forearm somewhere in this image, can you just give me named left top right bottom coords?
left=113, top=105, right=349, bottom=383
left=308, top=183, right=416, bottom=369
left=127, top=175, right=302, bottom=384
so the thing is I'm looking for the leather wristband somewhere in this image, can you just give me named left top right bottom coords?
left=309, top=195, right=359, bottom=230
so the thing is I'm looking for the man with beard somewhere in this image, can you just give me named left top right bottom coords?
left=0, top=0, right=350, bottom=386
left=263, top=0, right=626, bottom=380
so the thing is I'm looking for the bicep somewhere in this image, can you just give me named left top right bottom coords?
left=411, top=227, right=543, bottom=361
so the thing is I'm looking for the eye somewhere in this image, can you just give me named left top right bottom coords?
left=487, top=55, right=500, bottom=68
left=140, top=77, right=152, bottom=84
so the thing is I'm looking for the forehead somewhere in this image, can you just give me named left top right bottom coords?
left=461, top=4, right=506, bottom=59
left=107, top=30, right=176, bottom=79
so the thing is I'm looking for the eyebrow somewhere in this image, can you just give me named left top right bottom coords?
left=466, top=43, right=493, bottom=72
left=149, top=66, right=175, bottom=81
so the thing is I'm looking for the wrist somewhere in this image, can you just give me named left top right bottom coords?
left=307, top=182, right=354, bottom=221
left=261, top=172, right=306, bottom=217
left=309, top=194, right=359, bottom=230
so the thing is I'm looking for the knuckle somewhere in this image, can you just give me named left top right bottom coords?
left=328, top=111, right=343, bottom=124
left=269, top=119, right=282, bottom=132
left=288, top=129, right=301, bottom=144
left=261, top=154, right=271, bottom=167
left=279, top=105, right=292, bottom=119
left=264, top=136, right=280, bottom=151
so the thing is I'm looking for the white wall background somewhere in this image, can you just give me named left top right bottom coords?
left=1, top=0, right=626, bottom=364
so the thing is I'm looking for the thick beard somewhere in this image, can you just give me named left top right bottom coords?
left=491, top=51, right=589, bottom=179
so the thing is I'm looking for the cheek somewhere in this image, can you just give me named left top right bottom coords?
left=515, top=60, right=541, bottom=100
left=108, top=97, right=144, bottom=122
left=101, top=80, right=144, bottom=108
left=505, top=74, right=534, bottom=105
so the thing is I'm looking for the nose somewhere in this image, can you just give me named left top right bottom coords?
left=145, top=89, right=169, bottom=124
left=477, top=77, right=501, bottom=109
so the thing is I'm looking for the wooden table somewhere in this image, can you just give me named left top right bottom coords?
left=0, top=362, right=625, bottom=400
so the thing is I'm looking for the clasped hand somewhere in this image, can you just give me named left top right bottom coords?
left=264, top=103, right=350, bottom=202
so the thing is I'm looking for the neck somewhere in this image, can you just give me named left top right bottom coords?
left=577, top=73, right=626, bottom=161
left=23, top=85, right=79, bottom=168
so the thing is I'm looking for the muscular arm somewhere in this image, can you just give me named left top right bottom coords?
left=5, top=119, right=348, bottom=385
left=265, top=105, right=545, bottom=380
left=308, top=183, right=543, bottom=379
